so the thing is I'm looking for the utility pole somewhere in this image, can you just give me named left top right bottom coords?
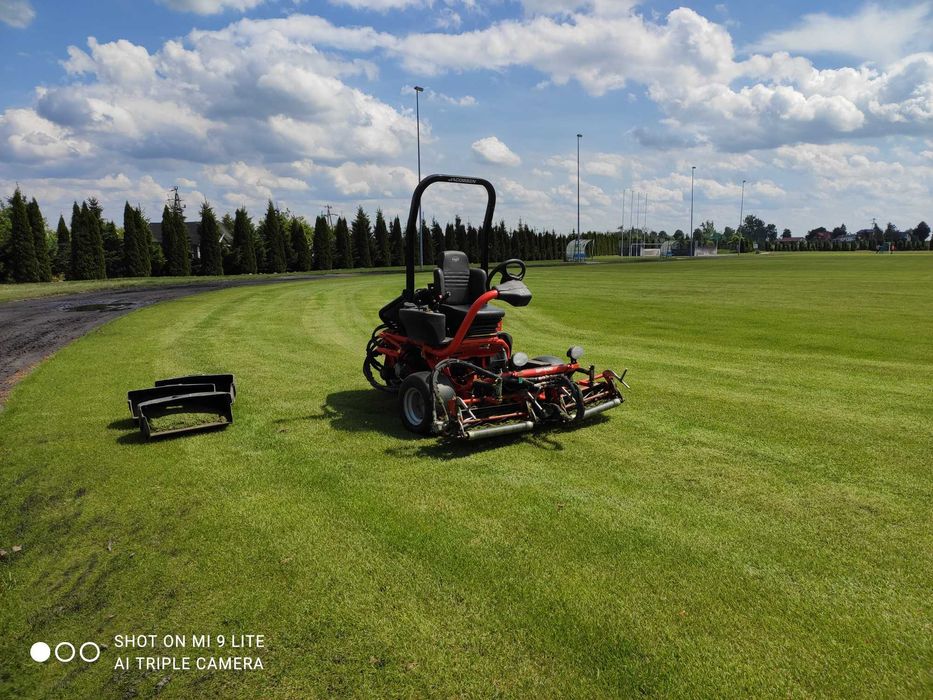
left=414, top=85, right=424, bottom=268
left=621, top=189, right=626, bottom=257
left=576, top=133, right=583, bottom=260
left=645, top=192, right=648, bottom=242
left=689, top=165, right=696, bottom=257
left=738, top=179, right=746, bottom=255
left=324, top=204, right=335, bottom=229
left=629, top=189, right=635, bottom=250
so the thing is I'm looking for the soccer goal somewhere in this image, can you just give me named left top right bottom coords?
left=628, top=243, right=661, bottom=257
left=694, top=243, right=718, bottom=257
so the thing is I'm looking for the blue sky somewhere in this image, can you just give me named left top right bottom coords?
left=1, top=0, right=931, bottom=236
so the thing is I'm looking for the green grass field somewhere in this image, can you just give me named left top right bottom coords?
left=0, top=270, right=358, bottom=304
left=1, top=254, right=931, bottom=698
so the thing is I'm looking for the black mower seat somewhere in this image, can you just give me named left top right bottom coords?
left=440, top=303, right=504, bottom=337
left=434, top=250, right=504, bottom=336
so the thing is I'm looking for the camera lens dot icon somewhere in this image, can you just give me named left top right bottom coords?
left=30, top=642, right=51, bottom=663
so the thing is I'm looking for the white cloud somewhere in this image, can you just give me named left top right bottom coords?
left=436, top=8, right=461, bottom=29
left=754, top=3, right=933, bottom=64
left=0, top=109, right=92, bottom=162
left=156, top=0, right=267, bottom=14
left=0, top=0, right=34, bottom=28
left=380, top=7, right=932, bottom=151
left=328, top=162, right=418, bottom=197
left=329, top=0, right=420, bottom=9
left=471, top=136, right=521, bottom=166
left=203, top=161, right=309, bottom=200
left=401, top=85, right=476, bottom=107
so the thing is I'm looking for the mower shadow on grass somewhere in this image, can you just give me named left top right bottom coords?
left=107, top=418, right=136, bottom=431
left=312, top=389, right=612, bottom=460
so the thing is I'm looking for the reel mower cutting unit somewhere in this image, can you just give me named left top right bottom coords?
left=364, top=174, right=628, bottom=440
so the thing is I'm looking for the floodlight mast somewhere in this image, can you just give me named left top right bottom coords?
left=414, top=86, right=424, bottom=269
left=738, top=179, right=746, bottom=254
left=689, top=165, right=696, bottom=256
left=576, top=133, right=583, bottom=260
left=621, top=189, right=626, bottom=256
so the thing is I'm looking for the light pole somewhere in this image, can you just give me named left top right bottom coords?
left=414, top=85, right=424, bottom=268
left=738, top=179, right=746, bottom=255
left=621, top=189, right=626, bottom=257
left=689, top=165, right=696, bottom=256
left=576, top=133, right=583, bottom=259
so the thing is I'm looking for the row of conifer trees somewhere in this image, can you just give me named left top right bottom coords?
left=1, top=190, right=570, bottom=283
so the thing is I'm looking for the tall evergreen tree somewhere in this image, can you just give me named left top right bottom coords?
left=173, top=192, right=191, bottom=275
left=350, top=207, right=372, bottom=268
left=71, top=202, right=103, bottom=280
left=26, top=198, right=52, bottom=282
left=86, top=197, right=107, bottom=279
left=123, top=201, right=145, bottom=276
left=70, top=203, right=89, bottom=279
left=290, top=218, right=312, bottom=271
left=231, top=207, right=257, bottom=274
left=334, top=216, right=353, bottom=269
left=134, top=207, right=152, bottom=276
left=372, top=210, right=390, bottom=267
left=53, top=215, right=70, bottom=277
left=162, top=204, right=181, bottom=275
left=389, top=216, right=404, bottom=266
left=422, top=219, right=435, bottom=266
left=102, top=220, right=123, bottom=278
left=312, top=215, right=333, bottom=270
left=279, top=210, right=295, bottom=270
left=430, top=220, right=444, bottom=262
left=261, top=201, right=287, bottom=273
left=160, top=204, right=176, bottom=274
left=161, top=190, right=190, bottom=276
left=8, top=188, right=39, bottom=282
left=198, top=201, right=224, bottom=276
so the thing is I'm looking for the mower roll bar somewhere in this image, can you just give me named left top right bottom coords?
left=404, top=174, right=496, bottom=301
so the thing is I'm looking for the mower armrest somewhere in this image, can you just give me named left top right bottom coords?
left=494, top=279, right=532, bottom=307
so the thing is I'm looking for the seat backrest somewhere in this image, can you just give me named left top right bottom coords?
left=434, top=251, right=488, bottom=305
left=440, top=251, right=469, bottom=303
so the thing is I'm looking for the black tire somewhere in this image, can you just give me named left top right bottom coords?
left=364, top=333, right=400, bottom=393
left=398, top=372, right=434, bottom=435
left=552, top=375, right=585, bottom=423
left=497, top=332, right=513, bottom=353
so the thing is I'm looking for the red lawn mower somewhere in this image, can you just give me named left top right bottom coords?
left=364, top=174, right=628, bottom=440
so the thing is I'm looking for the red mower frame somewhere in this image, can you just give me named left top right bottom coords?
left=363, top=174, right=627, bottom=440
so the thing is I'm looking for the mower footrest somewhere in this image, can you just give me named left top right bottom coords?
left=155, top=374, right=236, bottom=401
left=137, top=391, right=233, bottom=440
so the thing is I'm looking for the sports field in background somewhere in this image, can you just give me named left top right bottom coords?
left=1, top=253, right=930, bottom=698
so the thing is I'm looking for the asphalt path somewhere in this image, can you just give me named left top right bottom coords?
left=0, top=275, right=348, bottom=405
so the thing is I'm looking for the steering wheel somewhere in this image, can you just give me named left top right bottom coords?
left=487, top=259, right=526, bottom=289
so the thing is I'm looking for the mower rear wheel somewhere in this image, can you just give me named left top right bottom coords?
left=398, top=372, right=434, bottom=435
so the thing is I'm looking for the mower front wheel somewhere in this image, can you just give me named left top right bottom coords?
left=398, top=372, right=435, bottom=435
